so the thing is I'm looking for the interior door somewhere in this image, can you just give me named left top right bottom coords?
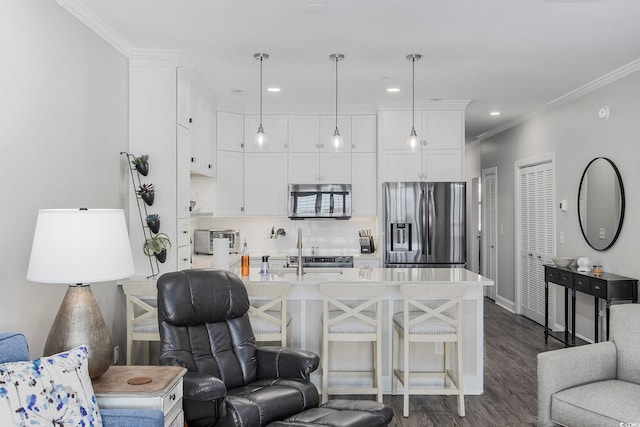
left=517, top=160, right=554, bottom=325
left=469, top=176, right=481, bottom=274
left=482, top=167, right=497, bottom=300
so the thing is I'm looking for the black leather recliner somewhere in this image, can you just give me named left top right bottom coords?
left=157, top=269, right=320, bottom=427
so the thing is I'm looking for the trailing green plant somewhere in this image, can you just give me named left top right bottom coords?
left=146, top=213, right=160, bottom=222
left=143, top=233, right=171, bottom=257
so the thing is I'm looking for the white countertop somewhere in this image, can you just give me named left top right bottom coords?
left=232, top=266, right=492, bottom=286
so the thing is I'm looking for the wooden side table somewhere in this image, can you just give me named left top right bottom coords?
left=92, top=365, right=187, bottom=427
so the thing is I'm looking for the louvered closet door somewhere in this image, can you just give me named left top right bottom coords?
left=518, top=162, right=554, bottom=325
left=482, top=168, right=497, bottom=301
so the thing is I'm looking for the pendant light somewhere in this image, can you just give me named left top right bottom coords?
left=329, top=53, right=345, bottom=152
left=254, top=53, right=269, bottom=150
left=406, top=53, right=422, bottom=152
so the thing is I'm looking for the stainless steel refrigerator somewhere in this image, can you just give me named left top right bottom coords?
left=383, top=182, right=466, bottom=267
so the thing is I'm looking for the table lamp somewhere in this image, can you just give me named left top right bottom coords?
left=27, top=208, right=135, bottom=379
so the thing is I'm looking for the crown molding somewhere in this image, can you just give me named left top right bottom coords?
left=476, top=57, right=640, bottom=141
left=57, top=0, right=134, bottom=57
left=376, top=100, right=470, bottom=111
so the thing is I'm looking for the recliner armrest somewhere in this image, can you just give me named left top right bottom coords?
left=256, top=346, right=320, bottom=380
left=183, top=371, right=227, bottom=402
left=537, top=341, right=617, bottom=427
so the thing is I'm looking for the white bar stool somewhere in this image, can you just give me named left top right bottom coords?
left=392, top=283, right=466, bottom=417
left=122, top=281, right=160, bottom=365
left=320, top=283, right=386, bottom=403
left=245, top=282, right=292, bottom=346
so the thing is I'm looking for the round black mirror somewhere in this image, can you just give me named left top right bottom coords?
left=577, top=157, right=625, bottom=251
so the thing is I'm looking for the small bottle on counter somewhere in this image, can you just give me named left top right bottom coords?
left=260, top=255, right=270, bottom=274
left=241, top=239, right=250, bottom=276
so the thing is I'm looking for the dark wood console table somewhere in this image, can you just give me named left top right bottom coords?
left=544, top=265, right=637, bottom=346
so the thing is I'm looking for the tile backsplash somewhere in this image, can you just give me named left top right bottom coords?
left=190, top=216, right=378, bottom=257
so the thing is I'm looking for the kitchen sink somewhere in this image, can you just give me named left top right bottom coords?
left=269, top=267, right=344, bottom=275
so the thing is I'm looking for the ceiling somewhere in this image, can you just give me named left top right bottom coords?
left=64, top=0, right=640, bottom=142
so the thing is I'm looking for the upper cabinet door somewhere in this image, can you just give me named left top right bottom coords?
left=244, top=114, right=289, bottom=152
left=176, top=68, right=191, bottom=129
left=244, top=152, right=288, bottom=216
left=288, top=115, right=320, bottom=152
left=380, top=110, right=419, bottom=150
left=217, top=111, right=244, bottom=152
left=319, top=115, right=351, bottom=152
left=351, top=115, right=377, bottom=153
left=421, top=110, right=464, bottom=150
left=189, top=89, right=213, bottom=176
left=288, top=152, right=320, bottom=184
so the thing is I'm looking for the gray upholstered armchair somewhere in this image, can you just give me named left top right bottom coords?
left=537, top=304, right=640, bottom=426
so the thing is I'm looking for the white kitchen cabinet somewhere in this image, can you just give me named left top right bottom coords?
left=351, top=153, right=377, bottom=216
left=177, top=126, right=191, bottom=220
left=177, top=218, right=190, bottom=270
left=189, top=88, right=215, bottom=176
left=380, top=110, right=416, bottom=151
left=288, top=115, right=320, bottom=152
left=380, top=109, right=463, bottom=151
left=319, top=115, right=351, bottom=152
left=421, top=110, right=463, bottom=150
left=351, top=115, right=377, bottom=152
left=288, top=152, right=351, bottom=184
left=380, top=107, right=465, bottom=181
left=176, top=68, right=190, bottom=130
left=244, top=114, right=289, bottom=152
left=244, top=152, right=288, bottom=216
left=381, top=150, right=422, bottom=182
left=217, top=111, right=244, bottom=152
left=423, top=149, right=463, bottom=182
left=382, top=148, right=463, bottom=182
left=215, top=150, right=244, bottom=216
left=129, top=61, right=193, bottom=275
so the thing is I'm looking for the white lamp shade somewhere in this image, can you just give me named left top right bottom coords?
left=27, top=209, right=135, bottom=284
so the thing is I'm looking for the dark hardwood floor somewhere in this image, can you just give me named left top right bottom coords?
left=339, top=298, right=565, bottom=427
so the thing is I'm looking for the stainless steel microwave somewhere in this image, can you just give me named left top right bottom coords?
left=288, top=184, right=352, bottom=220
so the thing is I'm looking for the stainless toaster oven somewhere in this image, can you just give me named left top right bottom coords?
left=193, top=229, right=240, bottom=254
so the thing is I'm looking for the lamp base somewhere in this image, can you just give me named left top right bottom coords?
left=44, top=284, right=113, bottom=379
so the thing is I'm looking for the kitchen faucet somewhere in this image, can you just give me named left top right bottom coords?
left=297, top=227, right=304, bottom=276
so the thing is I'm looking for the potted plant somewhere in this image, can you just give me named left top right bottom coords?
left=146, top=213, right=161, bottom=234
left=137, top=183, right=155, bottom=206
left=143, top=233, right=171, bottom=263
left=131, top=154, right=150, bottom=176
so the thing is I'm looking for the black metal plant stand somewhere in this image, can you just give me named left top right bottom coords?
left=121, top=151, right=159, bottom=279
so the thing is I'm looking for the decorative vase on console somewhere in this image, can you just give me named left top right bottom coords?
left=576, top=256, right=592, bottom=273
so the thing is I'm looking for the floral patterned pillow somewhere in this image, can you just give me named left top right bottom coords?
left=0, top=345, right=102, bottom=426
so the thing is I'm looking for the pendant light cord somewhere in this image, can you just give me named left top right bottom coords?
left=259, top=55, right=263, bottom=127
left=411, top=55, right=415, bottom=129
left=335, top=55, right=339, bottom=130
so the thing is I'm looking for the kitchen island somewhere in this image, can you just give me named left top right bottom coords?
left=233, top=265, right=493, bottom=395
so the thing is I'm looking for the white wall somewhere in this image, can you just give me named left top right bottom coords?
left=480, top=68, right=640, bottom=340
left=0, top=1, right=128, bottom=357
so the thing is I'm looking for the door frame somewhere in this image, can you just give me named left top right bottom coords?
left=514, top=152, right=556, bottom=319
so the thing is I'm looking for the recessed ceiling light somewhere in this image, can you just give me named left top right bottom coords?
left=490, top=111, right=501, bottom=116
left=306, top=3, right=327, bottom=13
left=387, top=88, right=401, bottom=93
left=267, top=87, right=281, bottom=92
